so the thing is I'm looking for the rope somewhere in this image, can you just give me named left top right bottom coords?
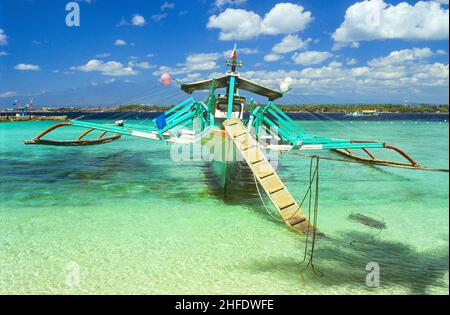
left=253, top=174, right=284, bottom=222
left=299, top=158, right=314, bottom=265
left=299, top=156, right=323, bottom=277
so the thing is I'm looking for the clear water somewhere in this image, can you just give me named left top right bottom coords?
left=0, top=119, right=448, bottom=295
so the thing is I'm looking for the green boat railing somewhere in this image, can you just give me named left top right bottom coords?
left=249, top=102, right=386, bottom=150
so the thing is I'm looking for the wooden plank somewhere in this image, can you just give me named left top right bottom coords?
left=288, top=216, right=307, bottom=227
left=261, top=176, right=284, bottom=194
left=280, top=204, right=300, bottom=220
left=253, top=163, right=275, bottom=179
left=244, top=147, right=265, bottom=164
left=271, top=190, right=295, bottom=210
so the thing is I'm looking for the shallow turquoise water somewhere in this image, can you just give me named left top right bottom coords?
left=0, top=120, right=448, bottom=294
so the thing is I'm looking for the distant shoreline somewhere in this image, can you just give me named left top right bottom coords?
left=1, top=104, right=448, bottom=116
left=15, top=103, right=447, bottom=114
left=1, top=110, right=448, bottom=115
left=1, top=111, right=448, bottom=123
left=26, top=110, right=450, bottom=115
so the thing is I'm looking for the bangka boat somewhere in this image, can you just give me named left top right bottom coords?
left=25, top=46, right=442, bottom=234
left=345, top=110, right=380, bottom=117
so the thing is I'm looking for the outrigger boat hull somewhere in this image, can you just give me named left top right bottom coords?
left=24, top=135, right=121, bottom=146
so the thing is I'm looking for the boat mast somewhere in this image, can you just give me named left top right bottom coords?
left=225, top=44, right=243, bottom=118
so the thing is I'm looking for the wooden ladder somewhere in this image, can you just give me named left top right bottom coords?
left=223, top=118, right=311, bottom=233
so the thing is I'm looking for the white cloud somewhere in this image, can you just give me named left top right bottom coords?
left=73, top=59, right=138, bottom=76
left=179, top=72, right=203, bottom=83
left=333, top=0, right=449, bottom=48
left=114, top=39, right=127, bottom=46
left=214, top=0, right=247, bottom=7
left=153, top=53, right=222, bottom=75
left=240, top=48, right=259, bottom=54
left=412, top=62, right=449, bottom=80
left=185, top=53, right=221, bottom=71
left=75, top=0, right=95, bottom=4
left=207, top=3, right=313, bottom=40
left=346, top=58, right=358, bottom=65
left=207, top=9, right=261, bottom=40
left=117, top=14, right=146, bottom=27
left=132, top=14, right=146, bottom=26
left=95, top=53, right=111, bottom=58
left=223, top=47, right=259, bottom=57
left=437, top=49, right=448, bottom=55
left=368, top=47, right=434, bottom=67
left=128, top=61, right=155, bottom=69
left=328, top=61, right=343, bottom=68
left=14, top=64, right=40, bottom=71
left=0, top=29, right=7, bottom=46
left=0, top=51, right=8, bottom=56
left=0, top=91, right=17, bottom=98
left=117, top=17, right=128, bottom=27
left=235, top=57, right=448, bottom=103
left=264, top=53, right=284, bottom=62
left=261, top=3, right=313, bottom=36
left=272, top=34, right=311, bottom=54
left=161, top=2, right=175, bottom=10
left=292, top=51, right=333, bottom=66
left=152, top=13, right=168, bottom=22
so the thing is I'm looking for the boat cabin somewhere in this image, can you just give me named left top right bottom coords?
left=215, top=94, right=246, bottom=120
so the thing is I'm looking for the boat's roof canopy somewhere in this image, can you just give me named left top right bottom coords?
left=181, top=75, right=283, bottom=101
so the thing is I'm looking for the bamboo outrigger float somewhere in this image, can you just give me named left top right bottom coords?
left=25, top=46, right=440, bottom=233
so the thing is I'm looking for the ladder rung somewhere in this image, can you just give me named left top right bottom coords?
left=245, top=147, right=264, bottom=164
left=270, top=187, right=285, bottom=195
left=280, top=204, right=299, bottom=220
left=253, top=162, right=274, bottom=179
left=242, top=145, right=255, bottom=152
left=280, top=202, right=296, bottom=211
left=251, top=159, right=264, bottom=165
left=261, top=176, right=284, bottom=194
left=288, top=216, right=307, bottom=227
left=272, top=190, right=295, bottom=210
left=240, top=138, right=254, bottom=151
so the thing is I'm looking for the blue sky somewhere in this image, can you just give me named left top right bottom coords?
left=0, top=0, right=448, bottom=106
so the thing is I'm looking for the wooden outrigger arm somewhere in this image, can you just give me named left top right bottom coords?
left=331, top=142, right=421, bottom=169
left=24, top=122, right=122, bottom=146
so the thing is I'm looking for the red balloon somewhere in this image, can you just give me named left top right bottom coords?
left=160, top=73, right=172, bottom=86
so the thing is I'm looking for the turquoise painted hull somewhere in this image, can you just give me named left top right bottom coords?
left=201, top=128, right=246, bottom=190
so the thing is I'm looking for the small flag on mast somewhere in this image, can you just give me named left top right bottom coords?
left=227, top=44, right=243, bottom=73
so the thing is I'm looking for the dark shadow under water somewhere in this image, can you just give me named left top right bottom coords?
left=245, top=230, right=449, bottom=294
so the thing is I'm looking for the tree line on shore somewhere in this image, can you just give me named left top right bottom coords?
left=116, top=103, right=449, bottom=113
